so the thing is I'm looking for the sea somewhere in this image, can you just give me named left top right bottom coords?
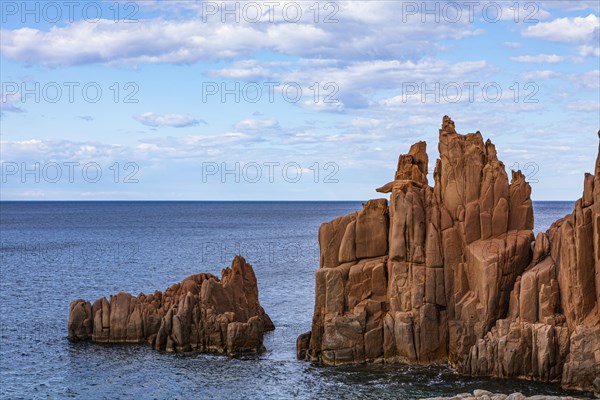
left=0, top=201, right=590, bottom=399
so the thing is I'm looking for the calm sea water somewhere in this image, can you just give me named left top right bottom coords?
left=0, top=201, right=587, bottom=399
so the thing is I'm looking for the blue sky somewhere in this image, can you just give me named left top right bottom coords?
left=1, top=0, right=599, bottom=200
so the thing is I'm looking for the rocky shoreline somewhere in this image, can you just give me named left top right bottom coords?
left=421, top=389, right=590, bottom=400
left=298, top=116, right=600, bottom=392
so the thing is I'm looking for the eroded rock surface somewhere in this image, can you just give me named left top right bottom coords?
left=298, top=116, right=600, bottom=392
left=69, top=255, right=274, bottom=356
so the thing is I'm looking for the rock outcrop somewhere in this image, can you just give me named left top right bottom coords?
left=298, top=116, right=600, bottom=392
left=69, top=255, right=274, bottom=356
left=421, top=389, right=581, bottom=400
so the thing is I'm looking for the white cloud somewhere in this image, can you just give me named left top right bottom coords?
left=579, top=45, right=600, bottom=57
left=0, top=2, right=482, bottom=66
left=493, top=3, right=551, bottom=21
left=0, top=91, right=24, bottom=116
left=144, top=132, right=256, bottom=152
left=212, top=58, right=491, bottom=111
left=520, top=70, right=558, bottom=80
left=1, top=20, right=266, bottom=66
left=511, top=54, right=565, bottom=63
left=134, top=112, right=203, bottom=128
left=524, top=14, right=599, bottom=42
left=300, top=99, right=346, bottom=113
left=567, top=100, right=600, bottom=112
left=538, top=1, right=600, bottom=12
left=0, top=133, right=259, bottom=165
left=344, top=117, right=382, bottom=129
left=569, top=70, right=600, bottom=89
left=234, top=118, right=279, bottom=130
left=213, top=60, right=273, bottom=80
left=0, top=139, right=128, bottom=165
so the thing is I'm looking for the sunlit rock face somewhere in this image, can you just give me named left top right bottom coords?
left=69, top=255, right=274, bottom=356
left=298, top=116, right=600, bottom=392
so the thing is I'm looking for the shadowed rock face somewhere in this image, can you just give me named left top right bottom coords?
left=298, top=116, right=600, bottom=392
left=68, top=256, right=274, bottom=356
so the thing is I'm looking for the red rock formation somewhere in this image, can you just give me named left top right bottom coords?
left=69, top=256, right=274, bottom=356
left=298, top=117, right=600, bottom=392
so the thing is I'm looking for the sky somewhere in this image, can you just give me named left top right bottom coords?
left=0, top=0, right=599, bottom=200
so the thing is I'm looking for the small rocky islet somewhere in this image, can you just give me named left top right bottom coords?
left=68, top=255, right=274, bottom=355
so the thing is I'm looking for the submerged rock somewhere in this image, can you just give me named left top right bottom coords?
left=69, top=255, right=274, bottom=356
left=298, top=116, right=600, bottom=392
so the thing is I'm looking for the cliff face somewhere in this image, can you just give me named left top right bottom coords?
left=297, top=116, right=600, bottom=391
left=69, top=255, right=274, bottom=356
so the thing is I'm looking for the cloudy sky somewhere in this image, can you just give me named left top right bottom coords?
left=1, top=0, right=599, bottom=200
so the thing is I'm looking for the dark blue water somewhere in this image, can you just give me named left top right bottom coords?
left=0, top=201, right=584, bottom=399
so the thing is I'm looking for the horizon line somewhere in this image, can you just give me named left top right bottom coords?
left=0, top=199, right=577, bottom=202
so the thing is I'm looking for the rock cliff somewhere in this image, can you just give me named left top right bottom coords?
left=298, top=116, right=600, bottom=392
left=69, top=255, right=274, bottom=356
